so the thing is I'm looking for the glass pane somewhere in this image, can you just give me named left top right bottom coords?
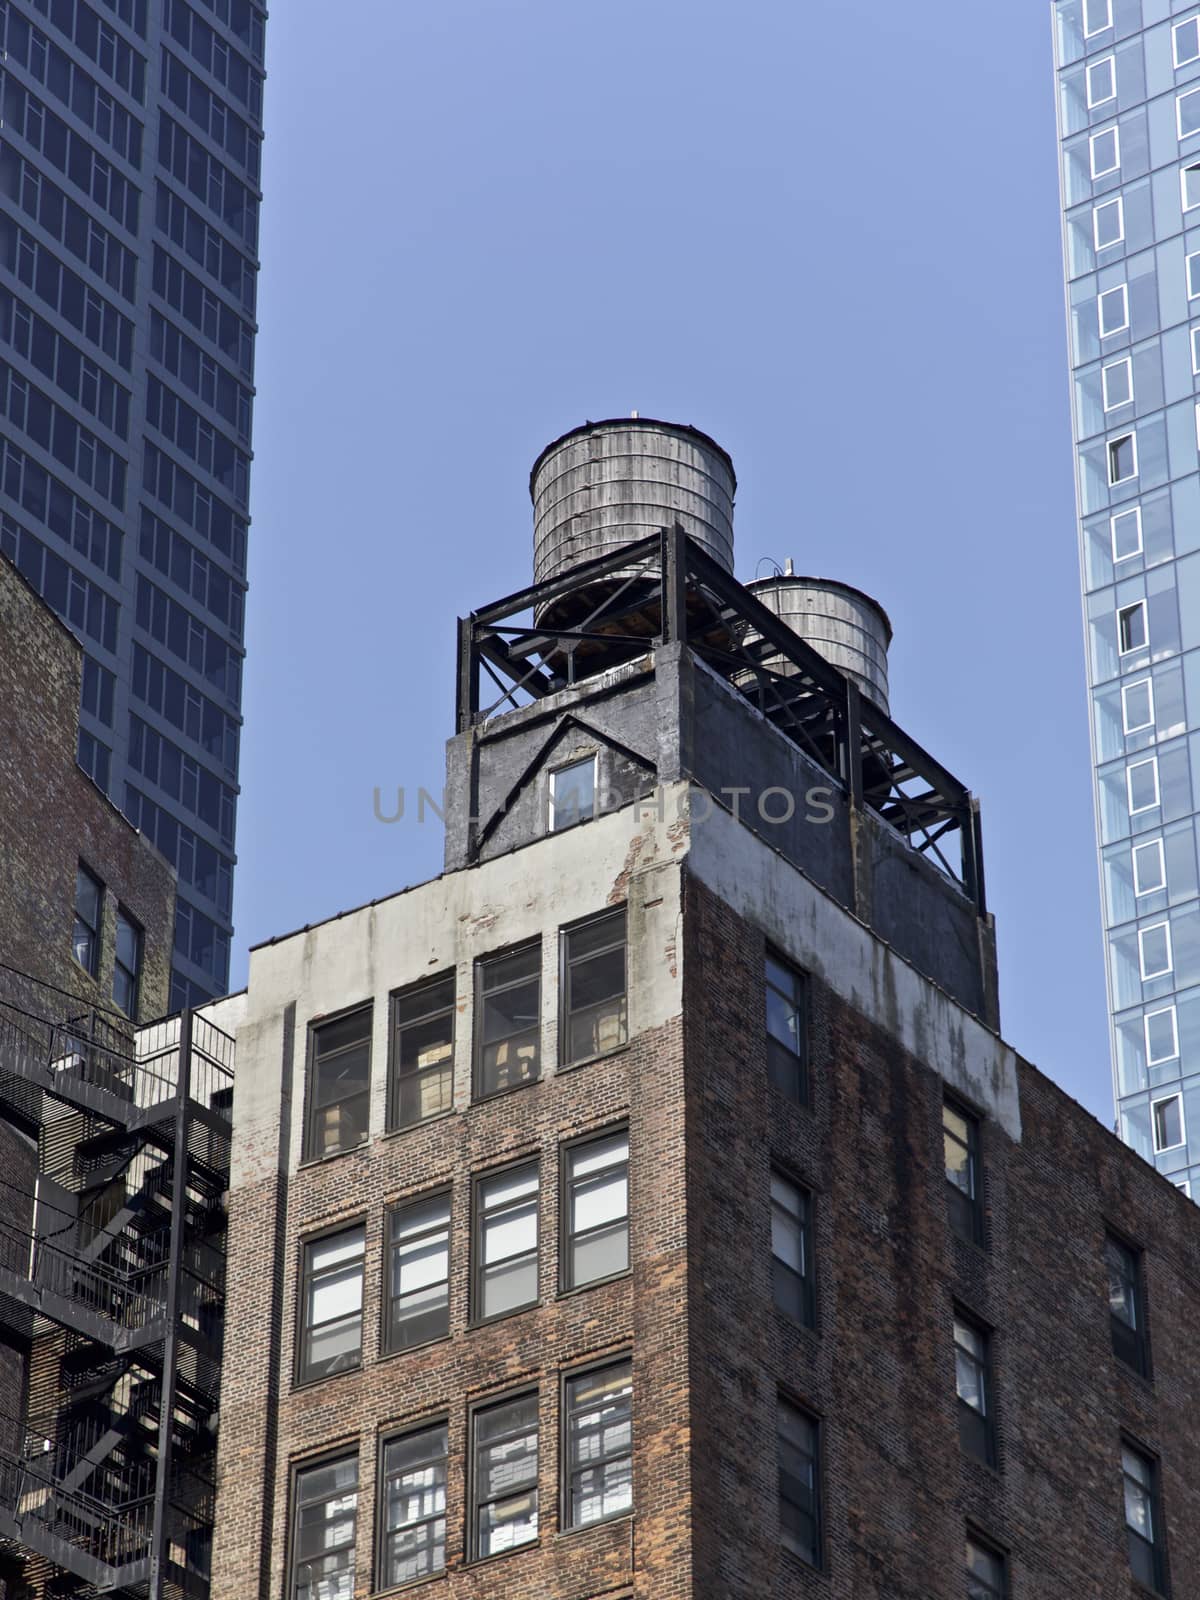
left=483, top=1167, right=537, bottom=1212
left=478, top=1492, right=537, bottom=1555
left=115, top=913, right=139, bottom=969
left=307, top=1316, right=361, bottom=1375
left=310, top=1263, right=363, bottom=1325
left=315, top=1009, right=371, bottom=1058
left=572, top=1168, right=627, bottom=1234
left=481, top=945, right=539, bottom=994
left=772, top=1209, right=804, bottom=1275
left=766, top=986, right=800, bottom=1055
left=310, top=1230, right=364, bottom=1274
left=112, top=966, right=135, bottom=1016
left=570, top=1132, right=627, bottom=1179
left=72, top=920, right=95, bottom=973
left=395, top=976, right=454, bottom=1028
left=568, top=998, right=628, bottom=1061
left=572, top=1223, right=628, bottom=1285
left=396, top=1011, right=453, bottom=1076
left=552, top=758, right=595, bottom=828
left=396, top=1234, right=447, bottom=1295
left=482, top=1255, right=537, bottom=1318
left=75, top=867, right=100, bottom=925
left=1153, top=1096, right=1183, bottom=1148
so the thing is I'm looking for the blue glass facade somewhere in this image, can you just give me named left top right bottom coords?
left=1056, top=0, right=1200, bottom=1194
left=0, top=0, right=264, bottom=1008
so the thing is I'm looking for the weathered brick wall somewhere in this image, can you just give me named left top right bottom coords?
left=682, top=869, right=1200, bottom=1598
left=0, top=554, right=175, bottom=1020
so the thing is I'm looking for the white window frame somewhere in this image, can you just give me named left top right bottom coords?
left=1103, top=356, right=1134, bottom=410
left=1194, top=400, right=1200, bottom=450
left=1118, top=598, right=1147, bottom=654
left=1093, top=196, right=1125, bottom=252
left=1121, top=677, right=1155, bottom=733
left=1108, top=431, right=1138, bottom=485
left=1144, top=1004, right=1179, bottom=1065
left=1173, top=15, right=1200, bottom=68
left=1189, top=251, right=1200, bottom=300
left=1099, top=284, right=1129, bottom=336
left=1111, top=506, right=1143, bottom=562
left=1087, top=56, right=1117, bottom=108
left=1138, top=920, right=1173, bottom=980
left=1133, top=838, right=1167, bottom=897
left=1090, top=126, right=1121, bottom=179
left=1084, top=0, right=1113, bottom=39
left=1181, top=162, right=1200, bottom=212
left=1151, top=1092, right=1186, bottom=1153
left=1127, top=755, right=1160, bottom=814
left=1174, top=1178, right=1191, bottom=1196
left=1180, top=87, right=1200, bottom=141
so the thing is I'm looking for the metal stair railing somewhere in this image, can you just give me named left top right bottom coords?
left=0, top=1218, right=166, bottom=1333
left=0, top=1442, right=153, bottom=1574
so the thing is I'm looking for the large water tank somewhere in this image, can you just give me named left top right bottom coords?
left=744, top=574, right=893, bottom=715
left=530, top=418, right=735, bottom=626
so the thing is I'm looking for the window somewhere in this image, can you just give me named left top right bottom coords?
left=954, top=1312, right=996, bottom=1466
left=1118, top=599, right=1147, bottom=653
left=1122, top=679, right=1154, bottom=733
left=1122, top=1442, right=1166, bottom=1593
left=1133, top=839, right=1166, bottom=897
left=474, top=1163, right=539, bottom=1321
left=1083, top=0, right=1112, bottom=37
left=563, top=1359, right=633, bottom=1529
left=561, top=909, right=628, bottom=1065
left=73, top=863, right=103, bottom=977
left=1111, top=506, right=1143, bottom=561
left=1090, top=126, right=1120, bottom=178
left=112, top=908, right=142, bottom=1017
left=1087, top=56, right=1116, bottom=108
left=549, top=756, right=596, bottom=831
left=1094, top=196, right=1125, bottom=250
left=562, top=1128, right=629, bottom=1290
left=298, top=1225, right=364, bottom=1383
left=966, top=1531, right=1007, bottom=1600
left=1105, top=1232, right=1149, bottom=1375
left=1174, top=15, right=1200, bottom=68
left=1180, top=89, right=1200, bottom=141
left=471, top=1392, right=538, bottom=1560
left=944, top=1099, right=984, bottom=1244
left=1128, top=756, right=1160, bottom=814
left=1145, top=1005, right=1179, bottom=1065
left=289, top=1455, right=357, bottom=1600
left=1109, top=432, right=1137, bottom=484
left=389, top=974, right=454, bottom=1129
left=1138, top=921, right=1172, bottom=980
left=475, top=943, right=540, bottom=1097
left=1188, top=250, right=1200, bottom=299
left=778, top=1398, right=821, bottom=1568
left=385, top=1192, right=450, bottom=1352
left=304, top=1007, right=371, bottom=1160
left=1098, top=284, right=1129, bottom=335
left=1174, top=1177, right=1191, bottom=1196
left=771, top=1171, right=815, bottom=1326
left=765, top=951, right=808, bottom=1102
left=379, top=1424, right=447, bottom=1588
left=1181, top=162, right=1200, bottom=211
left=1152, top=1093, right=1185, bottom=1153
left=1103, top=357, right=1133, bottom=410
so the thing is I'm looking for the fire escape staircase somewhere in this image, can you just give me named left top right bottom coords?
left=0, top=1220, right=169, bottom=1354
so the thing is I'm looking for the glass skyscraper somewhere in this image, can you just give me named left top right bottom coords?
left=0, top=0, right=264, bottom=1007
left=1055, top=0, right=1200, bottom=1194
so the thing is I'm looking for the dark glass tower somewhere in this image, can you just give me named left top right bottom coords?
left=0, top=0, right=264, bottom=1007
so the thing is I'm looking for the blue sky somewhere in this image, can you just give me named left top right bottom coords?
left=234, top=2, right=1112, bottom=1121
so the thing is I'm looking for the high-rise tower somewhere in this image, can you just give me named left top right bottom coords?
left=0, top=0, right=266, bottom=1008
left=1054, top=0, right=1200, bottom=1195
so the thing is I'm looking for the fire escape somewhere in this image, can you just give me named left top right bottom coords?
left=0, top=965, right=233, bottom=1600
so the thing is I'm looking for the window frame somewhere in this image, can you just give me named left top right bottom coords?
left=1174, top=15, right=1200, bottom=69
left=473, top=939, right=542, bottom=1100
left=1108, top=430, right=1138, bottom=485
left=1138, top=919, right=1173, bottom=981
left=770, top=1167, right=816, bottom=1328
left=302, top=1002, right=372, bottom=1162
left=1111, top=505, right=1143, bottom=562
left=383, top=1187, right=452, bottom=1355
left=1181, top=161, right=1200, bottom=212
left=560, top=1355, right=634, bottom=1533
left=1127, top=755, right=1161, bottom=814
left=287, top=1451, right=359, bottom=1600
left=1132, top=838, right=1166, bottom=897
left=73, top=861, right=103, bottom=978
left=953, top=1308, right=997, bottom=1468
left=1094, top=195, right=1125, bottom=251
left=1087, top=55, right=1116, bottom=108
left=1105, top=1228, right=1150, bottom=1378
left=1090, top=124, right=1121, bottom=179
left=1144, top=1004, right=1179, bottom=1065
left=296, top=1219, right=366, bottom=1386
left=1188, top=249, right=1200, bottom=300
left=765, top=947, right=809, bottom=1104
left=1083, top=0, right=1113, bottom=38
left=112, top=904, right=142, bottom=1018
left=472, top=1157, right=540, bottom=1325
left=943, top=1095, right=985, bottom=1246
left=468, top=1388, right=540, bottom=1563
left=965, top=1527, right=1009, bottom=1600
left=1179, top=87, right=1200, bottom=142
left=560, top=1123, right=630, bottom=1293
left=387, top=971, right=455, bottom=1132
left=1151, top=1091, right=1185, bottom=1154
left=1121, top=1437, right=1168, bottom=1594
left=559, top=906, right=628, bottom=1069
left=1117, top=598, right=1147, bottom=654
left=1121, top=677, right=1155, bottom=734
left=777, top=1394, right=823, bottom=1570
left=376, top=1419, right=448, bottom=1590
left=1098, top=283, right=1129, bottom=336
left=548, top=754, right=597, bottom=833
left=1102, top=355, right=1134, bottom=411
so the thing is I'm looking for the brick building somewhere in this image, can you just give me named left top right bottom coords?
left=0, top=551, right=239, bottom=1600
left=211, top=421, right=1200, bottom=1600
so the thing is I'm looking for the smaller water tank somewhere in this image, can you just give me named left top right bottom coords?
left=744, top=574, right=893, bottom=715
